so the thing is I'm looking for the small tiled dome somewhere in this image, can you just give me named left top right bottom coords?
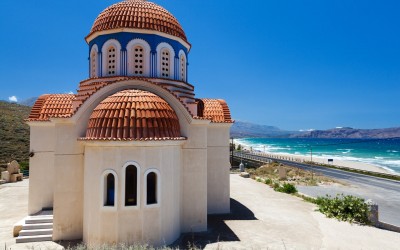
left=29, top=94, right=75, bottom=121
left=197, top=99, right=233, bottom=123
left=85, top=89, right=182, bottom=140
left=89, top=0, right=187, bottom=42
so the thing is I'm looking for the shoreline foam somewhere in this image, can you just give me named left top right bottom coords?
left=234, top=139, right=399, bottom=175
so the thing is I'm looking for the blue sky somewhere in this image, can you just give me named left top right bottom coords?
left=0, top=0, right=399, bottom=130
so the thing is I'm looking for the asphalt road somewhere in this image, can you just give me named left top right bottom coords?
left=234, top=152, right=400, bottom=226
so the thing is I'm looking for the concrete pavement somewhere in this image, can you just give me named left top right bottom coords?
left=205, top=174, right=400, bottom=250
left=0, top=180, right=28, bottom=248
left=297, top=183, right=400, bottom=226
left=235, top=152, right=400, bottom=227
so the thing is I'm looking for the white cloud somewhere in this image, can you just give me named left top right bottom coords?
left=8, top=96, right=18, bottom=102
left=299, top=129, right=315, bottom=132
left=67, top=91, right=74, bottom=94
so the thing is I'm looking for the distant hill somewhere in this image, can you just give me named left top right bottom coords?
left=231, top=121, right=299, bottom=138
left=18, top=97, right=38, bottom=107
left=291, top=127, right=400, bottom=139
left=0, top=101, right=31, bottom=165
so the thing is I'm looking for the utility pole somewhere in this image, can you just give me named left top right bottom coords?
left=239, top=150, right=244, bottom=172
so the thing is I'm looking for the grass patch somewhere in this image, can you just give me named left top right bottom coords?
left=264, top=178, right=272, bottom=185
left=246, top=161, right=339, bottom=186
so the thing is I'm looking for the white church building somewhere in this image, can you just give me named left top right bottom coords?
left=26, top=0, right=233, bottom=246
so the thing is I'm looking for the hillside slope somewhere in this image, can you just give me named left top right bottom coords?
left=0, top=101, right=31, bottom=165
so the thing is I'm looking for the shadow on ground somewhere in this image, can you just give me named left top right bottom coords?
left=56, top=199, right=256, bottom=249
left=171, top=198, right=257, bottom=249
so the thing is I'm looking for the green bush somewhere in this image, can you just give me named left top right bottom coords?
left=264, top=178, right=272, bottom=185
left=274, top=183, right=297, bottom=194
left=315, top=194, right=370, bottom=224
left=19, top=161, right=29, bottom=171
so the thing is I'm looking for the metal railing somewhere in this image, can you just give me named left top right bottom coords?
left=233, top=151, right=304, bottom=163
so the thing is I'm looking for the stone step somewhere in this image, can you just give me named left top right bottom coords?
left=22, top=223, right=53, bottom=230
left=19, top=228, right=53, bottom=236
left=16, top=235, right=53, bottom=244
left=28, top=214, right=53, bottom=218
left=25, top=217, right=53, bottom=224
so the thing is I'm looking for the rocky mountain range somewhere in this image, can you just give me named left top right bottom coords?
left=291, top=127, right=400, bottom=139
left=231, top=121, right=400, bottom=139
left=231, top=121, right=299, bottom=138
left=18, top=97, right=38, bottom=107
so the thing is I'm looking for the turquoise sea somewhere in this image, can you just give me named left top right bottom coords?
left=235, top=138, right=400, bottom=174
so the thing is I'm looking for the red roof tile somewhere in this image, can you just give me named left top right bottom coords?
left=197, top=99, right=233, bottom=123
left=85, top=89, right=182, bottom=140
left=73, top=76, right=196, bottom=117
left=28, top=94, right=75, bottom=121
left=88, top=0, right=188, bottom=43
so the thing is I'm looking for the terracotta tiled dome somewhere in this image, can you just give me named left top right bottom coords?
left=85, top=89, right=182, bottom=140
left=89, top=0, right=187, bottom=42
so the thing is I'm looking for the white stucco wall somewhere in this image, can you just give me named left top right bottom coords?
left=82, top=141, right=183, bottom=246
left=181, top=124, right=208, bottom=233
left=52, top=122, right=84, bottom=241
left=207, top=124, right=232, bottom=214
left=28, top=124, right=56, bottom=215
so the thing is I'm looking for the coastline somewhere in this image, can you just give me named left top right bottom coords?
left=234, top=139, right=398, bottom=175
left=278, top=152, right=394, bottom=174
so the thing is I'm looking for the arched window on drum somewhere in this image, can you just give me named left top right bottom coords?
left=132, top=46, right=144, bottom=76
left=90, top=46, right=98, bottom=78
left=161, top=48, right=171, bottom=78
left=106, top=46, right=117, bottom=76
left=179, top=53, right=186, bottom=81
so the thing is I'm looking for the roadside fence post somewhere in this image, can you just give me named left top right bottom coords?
left=366, top=199, right=379, bottom=227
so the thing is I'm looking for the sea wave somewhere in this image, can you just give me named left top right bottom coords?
left=382, top=160, right=400, bottom=165
left=235, top=140, right=291, bottom=152
left=234, top=138, right=400, bottom=173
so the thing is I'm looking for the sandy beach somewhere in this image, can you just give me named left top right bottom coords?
left=234, top=140, right=398, bottom=175
left=284, top=153, right=394, bottom=174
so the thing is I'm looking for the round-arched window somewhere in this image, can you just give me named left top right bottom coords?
left=133, top=46, right=144, bottom=76
left=107, top=46, right=117, bottom=76
left=161, top=49, right=170, bottom=78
